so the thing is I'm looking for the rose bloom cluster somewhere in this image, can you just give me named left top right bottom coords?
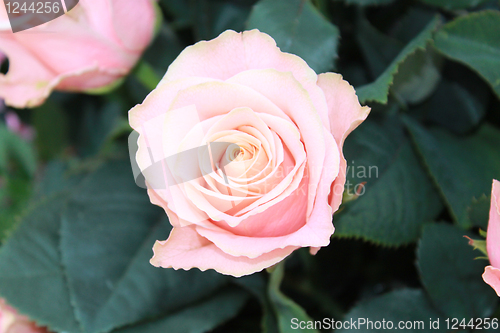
left=0, top=0, right=157, bottom=108
left=130, top=29, right=370, bottom=277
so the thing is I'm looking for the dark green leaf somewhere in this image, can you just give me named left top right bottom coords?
left=0, top=160, right=230, bottom=333
left=404, top=119, right=500, bottom=228
left=0, top=124, right=37, bottom=177
left=356, top=15, right=403, bottom=78
left=268, top=261, right=318, bottom=333
left=356, top=16, right=440, bottom=104
left=0, top=194, right=82, bottom=332
left=247, top=0, right=340, bottom=73
left=391, top=48, right=443, bottom=105
left=338, top=289, right=446, bottom=333
left=334, top=116, right=443, bottom=246
left=60, top=161, right=228, bottom=333
left=420, top=0, right=491, bottom=10
left=115, top=290, right=248, bottom=333
left=417, top=223, right=497, bottom=319
left=339, top=0, right=396, bottom=5
left=32, top=101, right=68, bottom=160
left=424, top=77, right=488, bottom=134
left=234, top=274, right=279, bottom=333
left=468, top=195, right=491, bottom=230
left=434, top=10, right=500, bottom=99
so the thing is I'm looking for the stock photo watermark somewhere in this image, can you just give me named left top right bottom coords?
left=2, top=0, right=79, bottom=32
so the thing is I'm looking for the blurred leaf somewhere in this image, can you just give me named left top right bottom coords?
left=357, top=15, right=403, bottom=78
left=357, top=12, right=443, bottom=105
left=417, top=223, right=497, bottom=319
left=32, top=101, right=68, bottom=160
left=115, top=289, right=248, bottom=333
left=268, top=261, right=318, bottom=333
left=78, top=102, right=123, bottom=157
left=144, top=22, right=184, bottom=74
left=338, top=289, right=445, bottom=333
left=210, top=1, right=253, bottom=38
left=468, top=194, right=491, bottom=230
left=420, top=0, right=491, bottom=10
left=434, top=10, right=500, bottom=99
left=160, top=0, right=191, bottom=29
left=0, top=194, right=83, bottom=332
left=0, top=124, right=36, bottom=177
left=338, top=0, right=396, bottom=5
left=334, top=116, right=443, bottom=246
left=404, top=119, right=500, bottom=228
left=424, top=77, right=488, bottom=134
left=0, top=160, right=231, bottom=333
left=134, top=61, right=161, bottom=92
left=235, top=274, right=279, bottom=333
left=0, top=176, right=32, bottom=241
left=247, top=0, right=340, bottom=73
left=34, top=161, right=84, bottom=199
left=356, top=16, right=440, bottom=104
left=391, top=48, right=442, bottom=105
left=391, top=8, right=436, bottom=44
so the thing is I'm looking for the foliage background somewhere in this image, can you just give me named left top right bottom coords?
left=1, top=0, right=500, bottom=332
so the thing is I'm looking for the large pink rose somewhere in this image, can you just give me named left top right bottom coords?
left=129, top=30, right=370, bottom=277
left=0, top=0, right=157, bottom=108
left=483, top=179, right=500, bottom=296
left=0, top=299, right=47, bottom=333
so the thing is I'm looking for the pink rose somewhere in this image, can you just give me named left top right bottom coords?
left=483, top=179, right=500, bottom=296
left=0, top=0, right=157, bottom=108
left=129, top=30, right=370, bottom=277
left=0, top=299, right=47, bottom=333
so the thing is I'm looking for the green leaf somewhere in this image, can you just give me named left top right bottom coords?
left=268, top=261, right=318, bottom=333
left=404, top=119, right=500, bottom=228
left=423, top=77, right=488, bottom=134
left=235, top=274, right=279, bottom=333
left=420, top=0, right=491, bottom=10
left=338, top=289, right=446, bottom=333
left=434, top=10, right=500, bottom=99
left=391, top=48, right=443, bottom=105
left=0, top=175, right=32, bottom=241
left=334, top=116, right=443, bottom=246
left=0, top=124, right=37, bottom=178
left=133, top=61, right=161, bottom=92
left=0, top=194, right=82, bottom=332
left=417, top=223, right=497, bottom=319
left=468, top=195, right=491, bottom=230
left=32, top=101, right=69, bottom=160
left=115, top=289, right=248, bottom=333
left=356, top=15, right=403, bottom=79
left=78, top=101, right=124, bottom=157
left=61, top=162, right=228, bottom=333
left=247, top=0, right=340, bottom=73
left=338, top=0, right=396, bottom=5
left=0, top=160, right=231, bottom=333
left=356, top=16, right=440, bottom=104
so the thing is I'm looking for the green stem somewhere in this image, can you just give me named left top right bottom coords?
left=134, top=61, right=161, bottom=91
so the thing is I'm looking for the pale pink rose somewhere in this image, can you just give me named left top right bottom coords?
left=483, top=179, right=500, bottom=296
left=0, top=299, right=47, bottom=333
left=0, top=0, right=157, bottom=108
left=129, top=30, right=370, bottom=277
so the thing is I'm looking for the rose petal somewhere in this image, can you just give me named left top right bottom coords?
left=197, top=129, right=337, bottom=258
left=483, top=266, right=500, bottom=297
left=487, top=179, right=500, bottom=268
left=317, top=73, right=370, bottom=210
left=150, top=225, right=298, bottom=277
